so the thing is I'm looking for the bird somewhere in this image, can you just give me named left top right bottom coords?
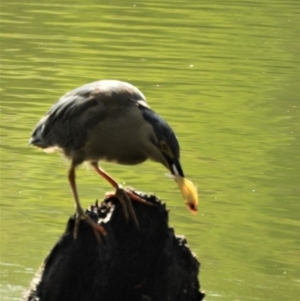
left=29, top=80, right=198, bottom=239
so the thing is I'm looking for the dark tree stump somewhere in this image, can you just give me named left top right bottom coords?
left=23, top=191, right=205, bottom=301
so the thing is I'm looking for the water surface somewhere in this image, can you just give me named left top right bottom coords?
left=0, top=1, right=299, bottom=300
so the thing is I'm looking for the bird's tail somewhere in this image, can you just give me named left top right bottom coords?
left=28, top=134, right=44, bottom=148
left=29, top=118, right=49, bottom=148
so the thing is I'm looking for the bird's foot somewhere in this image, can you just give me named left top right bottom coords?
left=73, top=206, right=107, bottom=240
left=105, top=186, right=153, bottom=228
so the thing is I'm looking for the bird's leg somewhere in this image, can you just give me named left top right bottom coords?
left=89, top=163, right=129, bottom=221
left=90, top=162, right=137, bottom=226
left=68, top=164, right=106, bottom=240
left=90, top=162, right=152, bottom=228
left=90, top=162, right=152, bottom=205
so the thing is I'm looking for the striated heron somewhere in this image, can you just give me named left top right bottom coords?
left=29, top=80, right=198, bottom=239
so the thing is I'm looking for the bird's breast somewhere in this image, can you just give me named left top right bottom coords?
left=84, top=137, right=148, bottom=165
left=83, top=107, right=150, bottom=165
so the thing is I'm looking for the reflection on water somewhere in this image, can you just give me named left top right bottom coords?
left=0, top=1, right=299, bottom=300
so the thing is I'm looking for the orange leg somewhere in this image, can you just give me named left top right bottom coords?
left=68, top=164, right=106, bottom=240
left=90, top=162, right=153, bottom=228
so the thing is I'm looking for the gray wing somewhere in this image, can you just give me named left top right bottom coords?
left=29, top=80, right=147, bottom=150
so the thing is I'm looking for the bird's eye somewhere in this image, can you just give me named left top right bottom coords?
left=160, top=140, right=174, bottom=158
left=160, top=141, right=168, bottom=149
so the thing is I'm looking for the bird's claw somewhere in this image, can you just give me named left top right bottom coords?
left=73, top=206, right=106, bottom=240
left=105, top=186, right=153, bottom=229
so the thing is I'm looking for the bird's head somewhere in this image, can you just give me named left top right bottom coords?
left=141, top=107, right=198, bottom=214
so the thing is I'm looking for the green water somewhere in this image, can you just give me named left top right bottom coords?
left=0, top=1, right=299, bottom=300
